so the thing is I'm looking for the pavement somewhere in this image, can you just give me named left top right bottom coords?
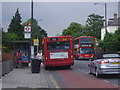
left=0, top=79, right=2, bottom=90
left=1, top=63, right=49, bottom=89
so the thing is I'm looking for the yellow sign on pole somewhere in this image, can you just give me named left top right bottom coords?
left=34, top=39, right=39, bottom=46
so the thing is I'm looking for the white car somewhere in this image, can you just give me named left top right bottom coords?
left=88, top=52, right=120, bottom=78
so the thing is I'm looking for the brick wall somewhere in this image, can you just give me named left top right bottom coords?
left=2, top=52, right=14, bottom=61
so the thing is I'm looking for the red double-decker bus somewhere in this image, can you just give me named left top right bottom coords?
left=43, top=36, right=74, bottom=69
left=74, top=36, right=95, bottom=60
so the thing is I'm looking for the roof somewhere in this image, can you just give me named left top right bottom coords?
left=74, top=36, right=95, bottom=40
left=12, top=40, right=31, bottom=44
left=44, top=36, right=72, bottom=39
left=94, top=52, right=120, bottom=59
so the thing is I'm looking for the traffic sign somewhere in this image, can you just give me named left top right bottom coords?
left=34, top=39, right=39, bottom=46
left=24, top=26, right=31, bottom=32
left=24, top=32, right=31, bottom=39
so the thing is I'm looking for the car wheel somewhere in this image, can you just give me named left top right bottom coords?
left=89, top=67, right=92, bottom=74
left=95, top=68, right=100, bottom=78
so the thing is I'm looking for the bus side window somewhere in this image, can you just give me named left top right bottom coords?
left=64, top=45, right=69, bottom=49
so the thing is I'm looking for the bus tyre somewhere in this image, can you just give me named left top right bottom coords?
left=66, top=65, right=71, bottom=69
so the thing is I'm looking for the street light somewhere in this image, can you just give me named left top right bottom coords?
left=31, top=0, right=34, bottom=58
left=94, top=3, right=107, bottom=34
left=37, top=19, right=43, bottom=26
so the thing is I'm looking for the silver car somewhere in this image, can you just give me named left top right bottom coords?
left=88, top=52, right=120, bottom=78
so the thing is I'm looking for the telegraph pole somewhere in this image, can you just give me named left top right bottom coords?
left=31, top=0, right=33, bottom=20
left=94, top=3, right=107, bottom=35
left=31, top=0, right=34, bottom=58
left=31, top=0, right=34, bottom=44
left=104, top=3, right=107, bottom=34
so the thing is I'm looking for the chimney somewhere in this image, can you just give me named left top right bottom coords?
left=114, top=13, right=117, bottom=21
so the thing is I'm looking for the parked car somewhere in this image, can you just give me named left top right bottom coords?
left=88, top=52, right=120, bottom=78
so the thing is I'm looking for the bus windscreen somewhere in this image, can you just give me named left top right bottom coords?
left=80, top=48, right=95, bottom=54
left=80, top=38, right=93, bottom=43
left=47, top=41, right=70, bottom=51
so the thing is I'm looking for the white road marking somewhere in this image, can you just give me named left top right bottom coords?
left=103, top=80, right=119, bottom=87
left=77, top=69, right=88, bottom=74
left=41, top=62, right=60, bottom=88
left=48, top=71, right=60, bottom=88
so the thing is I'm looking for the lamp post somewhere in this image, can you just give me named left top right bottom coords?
left=31, top=0, right=33, bottom=20
left=94, top=3, right=107, bottom=34
left=37, top=19, right=43, bottom=26
left=31, top=0, right=34, bottom=58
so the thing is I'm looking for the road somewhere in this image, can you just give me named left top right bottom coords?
left=46, top=60, right=120, bottom=89
left=2, top=60, right=120, bottom=89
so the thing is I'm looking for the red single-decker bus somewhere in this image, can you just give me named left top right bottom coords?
left=74, top=36, right=95, bottom=60
left=43, top=36, right=74, bottom=69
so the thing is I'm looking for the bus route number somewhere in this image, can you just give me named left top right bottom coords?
left=63, top=38, right=67, bottom=41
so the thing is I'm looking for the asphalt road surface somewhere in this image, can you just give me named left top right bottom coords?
left=2, top=60, right=120, bottom=89
left=46, top=60, right=120, bottom=89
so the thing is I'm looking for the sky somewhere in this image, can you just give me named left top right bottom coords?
left=1, top=0, right=119, bottom=37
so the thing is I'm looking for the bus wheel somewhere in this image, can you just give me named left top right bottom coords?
left=66, top=65, right=71, bottom=69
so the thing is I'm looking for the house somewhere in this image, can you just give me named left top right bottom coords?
left=101, top=14, right=120, bottom=40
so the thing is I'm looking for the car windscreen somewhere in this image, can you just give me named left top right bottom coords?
left=47, top=41, right=70, bottom=51
left=103, top=54, right=120, bottom=58
left=80, top=48, right=95, bottom=54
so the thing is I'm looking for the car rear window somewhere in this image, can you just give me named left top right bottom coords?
left=103, top=54, right=120, bottom=58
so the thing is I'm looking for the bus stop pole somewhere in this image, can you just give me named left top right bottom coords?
left=37, top=37, right=38, bottom=53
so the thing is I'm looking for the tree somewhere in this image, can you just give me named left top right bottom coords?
left=8, top=8, right=24, bottom=40
left=22, top=18, right=48, bottom=48
left=2, top=30, right=19, bottom=52
left=62, top=22, right=83, bottom=37
left=85, top=13, right=104, bottom=39
left=22, top=18, right=47, bottom=39
left=99, top=28, right=120, bottom=52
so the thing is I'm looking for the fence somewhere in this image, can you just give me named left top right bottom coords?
left=0, top=52, right=14, bottom=78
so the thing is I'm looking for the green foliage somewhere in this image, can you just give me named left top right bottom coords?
left=22, top=18, right=47, bottom=39
left=61, top=14, right=104, bottom=40
left=85, top=13, right=104, bottom=39
left=99, top=28, right=120, bottom=52
left=22, top=18, right=48, bottom=49
left=8, top=8, right=24, bottom=40
left=62, top=22, right=83, bottom=37
left=3, top=9, right=24, bottom=52
left=2, top=31, right=19, bottom=52
left=3, top=9, right=48, bottom=52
